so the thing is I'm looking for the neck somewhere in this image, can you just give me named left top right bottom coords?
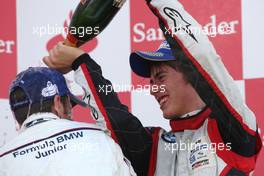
left=180, top=109, right=203, bottom=118
left=179, top=88, right=206, bottom=117
left=170, top=107, right=211, bottom=132
left=19, top=112, right=59, bottom=132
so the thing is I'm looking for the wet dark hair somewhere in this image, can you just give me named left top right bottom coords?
left=150, top=59, right=195, bottom=84
left=166, top=60, right=194, bottom=83
left=10, top=87, right=68, bottom=125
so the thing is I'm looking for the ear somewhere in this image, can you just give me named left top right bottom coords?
left=53, top=95, right=63, bottom=115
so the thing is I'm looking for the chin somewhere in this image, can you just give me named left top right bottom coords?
left=163, top=111, right=177, bottom=120
left=162, top=108, right=181, bottom=120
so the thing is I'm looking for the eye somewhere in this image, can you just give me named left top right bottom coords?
left=158, top=74, right=166, bottom=81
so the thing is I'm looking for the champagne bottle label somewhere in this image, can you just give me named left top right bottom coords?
left=80, top=0, right=87, bottom=5
left=113, top=0, right=126, bottom=8
left=67, top=0, right=126, bottom=47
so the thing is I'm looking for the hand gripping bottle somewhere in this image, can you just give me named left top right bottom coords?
left=65, top=0, right=126, bottom=47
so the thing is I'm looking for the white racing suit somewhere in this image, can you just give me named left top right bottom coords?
left=0, top=113, right=136, bottom=176
left=70, top=0, right=262, bottom=175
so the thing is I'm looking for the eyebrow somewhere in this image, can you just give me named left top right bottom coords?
left=154, top=71, right=164, bottom=78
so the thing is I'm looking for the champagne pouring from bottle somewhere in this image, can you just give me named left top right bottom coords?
left=64, top=0, right=126, bottom=47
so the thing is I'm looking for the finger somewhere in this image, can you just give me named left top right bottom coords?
left=55, top=43, right=60, bottom=51
left=42, top=56, right=51, bottom=67
left=49, top=49, right=54, bottom=58
left=49, top=48, right=59, bottom=62
left=43, top=56, right=55, bottom=68
left=53, top=46, right=59, bottom=57
left=58, top=41, right=64, bottom=47
left=56, top=41, right=66, bottom=54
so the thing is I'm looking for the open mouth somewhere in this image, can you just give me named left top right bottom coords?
left=157, top=95, right=169, bottom=109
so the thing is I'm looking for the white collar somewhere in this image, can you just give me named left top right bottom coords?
left=180, top=109, right=203, bottom=119
left=20, top=113, right=59, bottom=132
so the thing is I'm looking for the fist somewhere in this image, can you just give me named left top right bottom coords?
left=43, top=42, right=85, bottom=74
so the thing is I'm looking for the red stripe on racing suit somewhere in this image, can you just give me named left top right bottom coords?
left=72, top=55, right=153, bottom=176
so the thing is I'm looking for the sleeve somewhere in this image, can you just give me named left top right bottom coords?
left=72, top=54, right=153, bottom=176
left=146, top=0, right=262, bottom=172
left=110, top=138, right=137, bottom=176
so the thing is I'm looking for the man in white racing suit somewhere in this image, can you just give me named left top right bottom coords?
left=43, top=0, right=262, bottom=175
left=0, top=67, right=136, bottom=176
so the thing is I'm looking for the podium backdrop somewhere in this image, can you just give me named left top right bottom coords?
left=0, top=0, right=263, bottom=175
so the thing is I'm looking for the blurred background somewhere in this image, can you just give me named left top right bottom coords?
left=0, top=0, right=263, bottom=175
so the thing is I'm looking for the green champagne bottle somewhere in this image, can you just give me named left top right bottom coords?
left=65, top=0, right=126, bottom=47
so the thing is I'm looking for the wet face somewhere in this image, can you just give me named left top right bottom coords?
left=150, top=63, right=199, bottom=119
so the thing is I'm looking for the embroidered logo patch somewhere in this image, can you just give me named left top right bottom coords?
left=161, top=132, right=176, bottom=143
left=41, top=81, right=58, bottom=97
left=163, top=7, right=198, bottom=42
left=188, top=137, right=215, bottom=171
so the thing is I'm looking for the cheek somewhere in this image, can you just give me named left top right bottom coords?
left=159, top=84, right=167, bottom=93
left=166, top=92, right=181, bottom=110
